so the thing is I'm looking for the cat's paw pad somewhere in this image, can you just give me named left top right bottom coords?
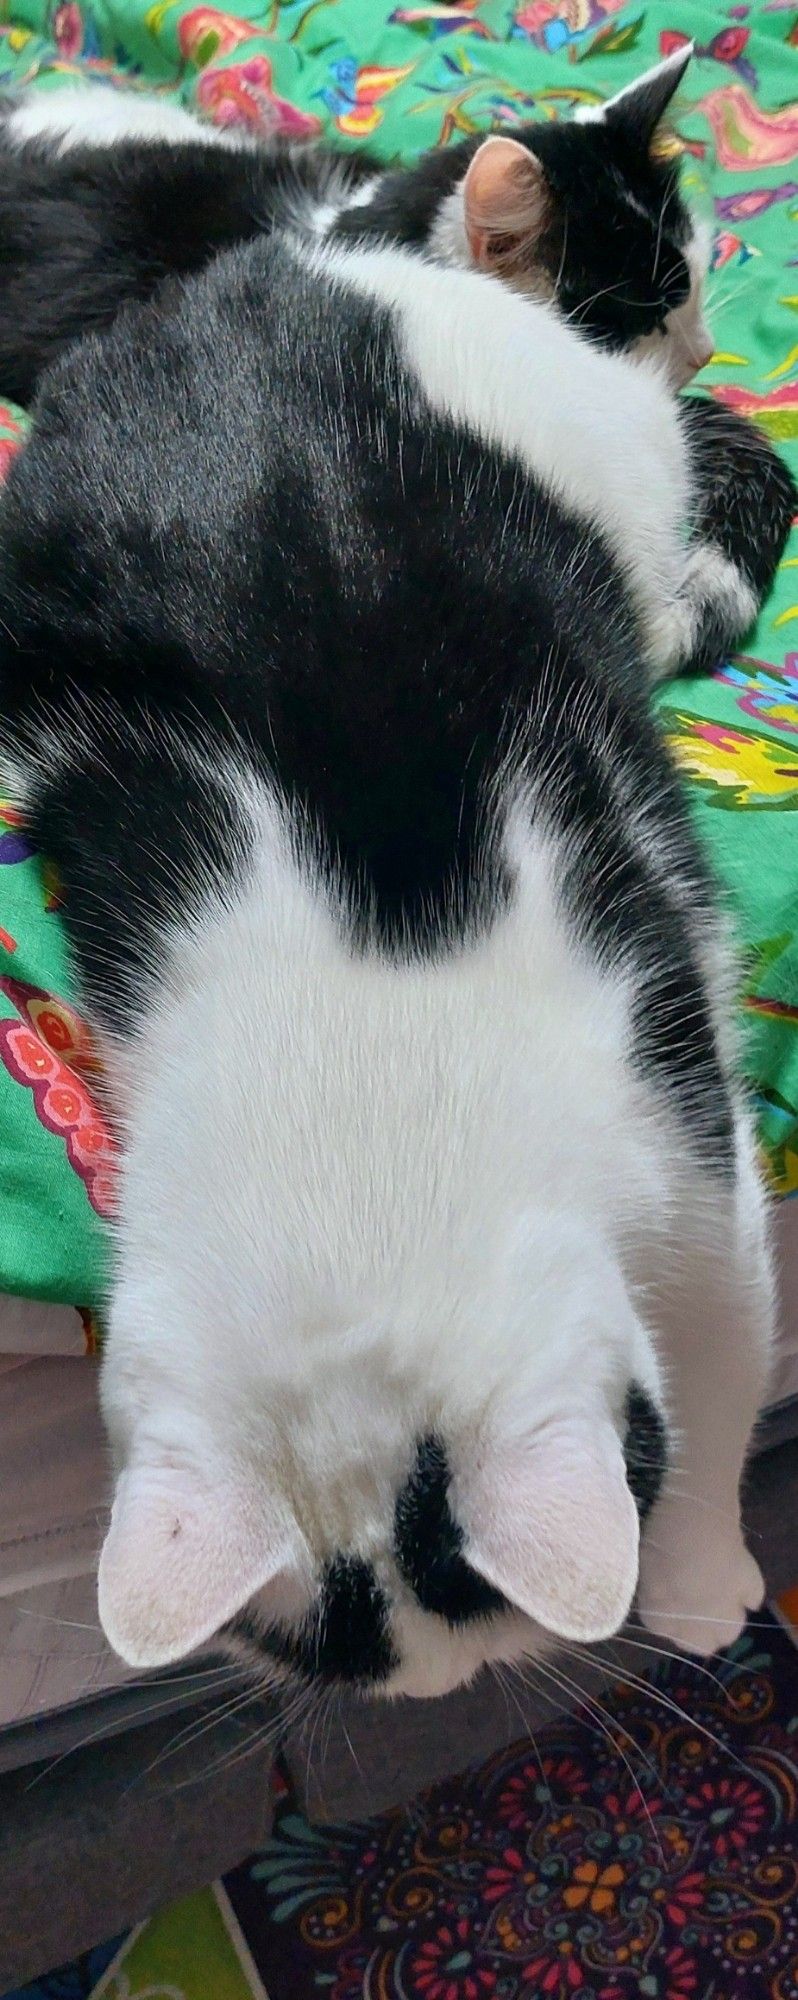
left=637, top=1517, right=763, bottom=1658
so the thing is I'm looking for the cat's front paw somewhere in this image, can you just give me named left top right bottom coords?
left=645, top=598, right=695, bottom=681
left=637, top=1505, right=764, bottom=1657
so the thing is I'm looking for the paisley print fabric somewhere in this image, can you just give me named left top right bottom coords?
left=10, top=1611, right=798, bottom=1997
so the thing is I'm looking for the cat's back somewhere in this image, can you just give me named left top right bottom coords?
left=0, top=226, right=683, bottom=679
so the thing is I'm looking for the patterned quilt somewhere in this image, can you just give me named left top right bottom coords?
left=0, top=0, right=795, bottom=1341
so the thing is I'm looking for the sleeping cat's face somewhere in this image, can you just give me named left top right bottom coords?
left=432, top=47, right=712, bottom=388
left=96, top=827, right=669, bottom=1699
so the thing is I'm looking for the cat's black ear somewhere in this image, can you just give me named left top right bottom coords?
left=603, top=46, right=693, bottom=148
left=462, top=136, right=550, bottom=280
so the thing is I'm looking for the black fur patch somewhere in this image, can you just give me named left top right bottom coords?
left=395, top=1435, right=505, bottom=1626
left=0, top=120, right=377, bottom=404
left=0, top=232, right=740, bottom=1160
left=231, top=1555, right=397, bottom=1686
left=0, top=80, right=694, bottom=404
left=335, top=114, right=692, bottom=353
left=678, top=394, right=797, bottom=672
left=623, top=1381, right=668, bottom=1523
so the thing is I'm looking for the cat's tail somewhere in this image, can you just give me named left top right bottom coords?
left=0, top=87, right=346, bottom=407
left=672, top=394, right=796, bottom=676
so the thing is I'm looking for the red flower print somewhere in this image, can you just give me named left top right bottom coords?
left=0, top=436, right=21, bottom=482
left=499, top=1757, right=589, bottom=1829
left=484, top=1845, right=532, bottom=1905
left=598, top=1941, right=697, bottom=2000
left=684, top=1774, right=766, bottom=1858
left=664, top=1944, right=699, bottom=1997
left=196, top=56, right=322, bottom=137
left=661, top=1871, right=705, bottom=1929
left=0, top=977, right=117, bottom=1217
left=601, top=1787, right=662, bottom=1835
left=411, top=1917, right=496, bottom=1998
left=522, top=1944, right=584, bottom=1993
left=178, top=5, right=252, bottom=65
left=53, top=0, right=83, bottom=55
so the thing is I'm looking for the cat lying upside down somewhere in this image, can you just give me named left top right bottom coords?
left=0, top=54, right=793, bottom=1696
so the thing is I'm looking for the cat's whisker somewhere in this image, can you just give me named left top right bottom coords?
left=24, top=1671, right=240, bottom=1793
left=609, top=1630, right=738, bottom=1696
left=338, top=1703, right=366, bottom=1790
left=651, top=189, right=668, bottom=285
left=561, top=1641, right=758, bottom=1787
left=126, top=1676, right=260, bottom=1789
left=169, top=1696, right=297, bottom=1795
left=490, top=1660, right=553, bottom=1808
left=634, top=1608, right=771, bottom=1625
left=13, top=1607, right=103, bottom=1635
left=508, top=1655, right=666, bottom=1863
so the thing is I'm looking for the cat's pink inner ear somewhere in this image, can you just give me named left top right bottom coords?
left=460, top=1420, right=639, bottom=1644
left=462, top=136, right=549, bottom=276
left=98, top=1465, right=294, bottom=1670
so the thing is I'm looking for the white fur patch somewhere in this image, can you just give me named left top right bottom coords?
left=652, top=539, right=758, bottom=676
left=681, top=540, right=757, bottom=628
left=100, top=778, right=672, bottom=1694
left=427, top=186, right=471, bottom=270
left=3, top=85, right=255, bottom=154
left=317, top=239, right=689, bottom=663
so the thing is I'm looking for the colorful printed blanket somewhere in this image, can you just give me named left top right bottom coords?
left=0, top=0, right=795, bottom=1340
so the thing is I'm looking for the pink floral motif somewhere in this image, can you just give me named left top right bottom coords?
left=700, top=85, right=798, bottom=170
left=196, top=55, right=322, bottom=137
left=684, top=1773, right=766, bottom=1857
left=521, top=1945, right=584, bottom=1993
left=52, top=1, right=84, bottom=57
left=411, top=1917, right=497, bottom=1997
left=663, top=1868, right=706, bottom=1929
left=0, top=404, right=26, bottom=484
left=498, top=1755, right=589, bottom=1830
left=0, top=437, right=20, bottom=481
left=178, top=6, right=253, bottom=67
left=0, top=977, right=116, bottom=1217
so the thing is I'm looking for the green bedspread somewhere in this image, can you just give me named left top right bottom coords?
left=0, top=0, right=795, bottom=1327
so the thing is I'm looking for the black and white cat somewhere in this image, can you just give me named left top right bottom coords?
left=0, top=48, right=711, bottom=397
left=0, top=49, right=790, bottom=680
left=0, top=60, right=793, bottom=1694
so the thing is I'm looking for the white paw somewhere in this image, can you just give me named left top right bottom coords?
left=637, top=1507, right=764, bottom=1657
left=645, top=598, right=695, bottom=680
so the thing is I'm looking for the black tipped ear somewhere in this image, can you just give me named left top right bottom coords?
left=604, top=46, right=693, bottom=148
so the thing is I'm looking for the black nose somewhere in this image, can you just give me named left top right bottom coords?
left=394, top=1434, right=505, bottom=1626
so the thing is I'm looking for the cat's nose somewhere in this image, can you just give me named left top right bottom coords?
left=691, top=331, right=715, bottom=374
left=679, top=329, right=714, bottom=384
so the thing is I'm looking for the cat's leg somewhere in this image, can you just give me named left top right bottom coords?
left=637, top=1108, right=773, bottom=1655
left=654, top=397, right=796, bottom=679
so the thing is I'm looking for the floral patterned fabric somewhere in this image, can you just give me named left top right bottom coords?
left=8, top=1609, right=798, bottom=1998
left=0, top=0, right=795, bottom=1327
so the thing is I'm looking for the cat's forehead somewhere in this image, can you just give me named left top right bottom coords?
left=527, top=115, right=689, bottom=242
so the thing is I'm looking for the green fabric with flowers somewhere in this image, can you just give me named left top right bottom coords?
left=0, top=0, right=795, bottom=1317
